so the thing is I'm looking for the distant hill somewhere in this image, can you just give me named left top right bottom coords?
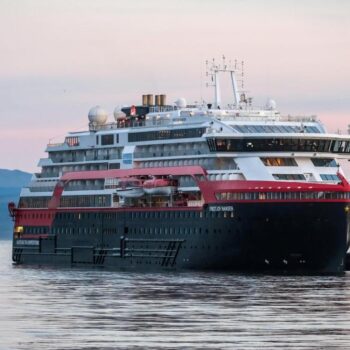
left=0, top=169, right=32, bottom=239
left=0, top=169, right=32, bottom=187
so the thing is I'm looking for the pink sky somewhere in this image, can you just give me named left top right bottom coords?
left=0, top=0, right=349, bottom=172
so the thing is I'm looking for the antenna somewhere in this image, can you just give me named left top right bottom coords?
left=222, top=54, right=227, bottom=70
left=205, top=56, right=241, bottom=108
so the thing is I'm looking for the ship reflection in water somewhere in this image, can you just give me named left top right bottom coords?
left=1, top=241, right=350, bottom=350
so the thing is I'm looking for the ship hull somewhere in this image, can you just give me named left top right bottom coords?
left=12, top=201, right=350, bottom=273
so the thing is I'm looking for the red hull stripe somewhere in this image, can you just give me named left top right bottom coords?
left=14, top=209, right=56, bottom=227
left=211, top=199, right=350, bottom=204
left=198, top=178, right=350, bottom=202
left=199, top=180, right=349, bottom=192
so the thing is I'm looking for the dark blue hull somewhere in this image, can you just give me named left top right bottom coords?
left=12, top=202, right=350, bottom=273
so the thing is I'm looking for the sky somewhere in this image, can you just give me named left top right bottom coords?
left=0, top=0, right=349, bottom=172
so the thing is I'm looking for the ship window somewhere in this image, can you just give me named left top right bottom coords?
left=207, top=137, right=348, bottom=154
left=128, top=127, right=205, bottom=142
left=223, top=190, right=349, bottom=200
left=101, top=134, right=114, bottom=145
left=65, top=136, right=80, bottom=147
left=273, top=174, right=306, bottom=180
left=261, top=158, right=297, bottom=166
left=231, top=125, right=321, bottom=134
left=109, top=163, right=120, bottom=170
left=311, top=158, right=337, bottom=167
left=59, top=195, right=111, bottom=208
left=320, top=174, right=339, bottom=181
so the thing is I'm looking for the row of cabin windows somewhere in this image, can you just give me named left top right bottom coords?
left=60, top=195, right=111, bottom=208
left=55, top=210, right=232, bottom=221
left=273, top=173, right=339, bottom=181
left=128, top=128, right=206, bottom=142
left=273, top=174, right=306, bottom=180
left=17, top=210, right=233, bottom=221
left=128, top=225, right=233, bottom=236
left=52, top=227, right=100, bottom=235
left=208, top=138, right=350, bottom=154
left=311, top=158, right=337, bottom=167
left=320, top=174, right=340, bottom=181
left=65, top=136, right=80, bottom=147
left=261, top=157, right=337, bottom=168
left=19, top=195, right=111, bottom=208
left=18, top=212, right=54, bottom=220
left=24, top=226, right=48, bottom=234
left=232, top=124, right=321, bottom=134
left=52, top=225, right=230, bottom=236
left=215, top=191, right=350, bottom=201
left=261, top=158, right=298, bottom=166
left=19, top=197, right=50, bottom=208
left=41, top=163, right=108, bottom=178
left=42, top=162, right=120, bottom=176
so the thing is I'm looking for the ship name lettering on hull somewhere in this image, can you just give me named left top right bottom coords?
left=209, top=205, right=234, bottom=212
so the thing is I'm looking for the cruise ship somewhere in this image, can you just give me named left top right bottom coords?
left=9, top=59, right=350, bottom=273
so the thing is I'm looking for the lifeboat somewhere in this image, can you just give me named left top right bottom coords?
left=116, top=178, right=144, bottom=198
left=143, top=178, right=177, bottom=195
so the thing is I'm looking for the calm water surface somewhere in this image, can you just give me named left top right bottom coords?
left=0, top=240, right=350, bottom=349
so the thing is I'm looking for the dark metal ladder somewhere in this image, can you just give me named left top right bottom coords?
left=122, top=238, right=184, bottom=267
left=13, top=248, right=23, bottom=263
left=94, top=248, right=108, bottom=265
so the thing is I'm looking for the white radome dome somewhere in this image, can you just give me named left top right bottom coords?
left=113, top=107, right=126, bottom=121
left=88, top=106, right=108, bottom=125
left=266, top=98, right=277, bottom=110
left=175, top=97, right=187, bottom=109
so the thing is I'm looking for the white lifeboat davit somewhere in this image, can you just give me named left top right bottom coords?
left=116, top=178, right=144, bottom=198
left=143, top=178, right=177, bottom=195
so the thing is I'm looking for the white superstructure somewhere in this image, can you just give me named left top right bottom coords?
left=19, top=59, right=350, bottom=207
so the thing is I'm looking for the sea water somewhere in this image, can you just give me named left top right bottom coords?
left=0, top=240, right=350, bottom=349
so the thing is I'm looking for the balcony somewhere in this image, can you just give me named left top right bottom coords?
left=37, top=158, right=54, bottom=167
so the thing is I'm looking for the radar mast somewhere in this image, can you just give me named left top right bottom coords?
left=206, top=55, right=241, bottom=109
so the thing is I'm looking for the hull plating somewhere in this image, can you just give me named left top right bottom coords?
left=12, top=202, right=350, bottom=273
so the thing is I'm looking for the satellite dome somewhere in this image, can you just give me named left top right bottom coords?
left=175, top=97, right=187, bottom=109
left=266, top=98, right=277, bottom=110
left=88, top=106, right=108, bottom=125
left=113, top=107, right=127, bottom=121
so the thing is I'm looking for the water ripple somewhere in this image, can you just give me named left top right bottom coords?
left=0, top=241, right=350, bottom=349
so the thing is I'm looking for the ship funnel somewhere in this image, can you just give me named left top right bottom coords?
left=155, top=95, right=161, bottom=106
left=142, top=95, right=148, bottom=106
left=147, top=94, right=154, bottom=106
left=160, top=94, right=166, bottom=106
